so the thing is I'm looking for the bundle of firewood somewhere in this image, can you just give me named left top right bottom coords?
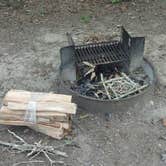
left=0, top=90, right=77, bottom=139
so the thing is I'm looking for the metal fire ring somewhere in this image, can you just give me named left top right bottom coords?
left=59, top=58, right=157, bottom=113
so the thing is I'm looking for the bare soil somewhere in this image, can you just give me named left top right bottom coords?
left=0, top=0, right=166, bottom=165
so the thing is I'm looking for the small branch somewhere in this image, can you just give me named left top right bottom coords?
left=27, top=146, right=37, bottom=157
left=100, top=73, right=111, bottom=100
left=83, top=61, right=95, bottom=68
left=121, top=72, right=137, bottom=86
left=0, top=140, right=32, bottom=151
left=0, top=139, right=68, bottom=157
left=0, top=131, right=68, bottom=166
left=108, top=84, right=119, bottom=100
left=42, top=150, right=65, bottom=166
left=8, top=130, right=27, bottom=144
left=99, top=77, right=123, bottom=84
left=29, top=150, right=42, bottom=160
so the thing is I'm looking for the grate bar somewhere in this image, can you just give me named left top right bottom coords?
left=75, top=41, right=130, bottom=65
left=103, top=45, right=119, bottom=61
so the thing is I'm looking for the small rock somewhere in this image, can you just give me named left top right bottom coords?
left=149, top=100, right=154, bottom=106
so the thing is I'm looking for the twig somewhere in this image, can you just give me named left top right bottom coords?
left=13, top=160, right=44, bottom=166
left=83, top=61, right=95, bottom=68
left=83, top=61, right=96, bottom=78
left=8, top=130, right=27, bottom=144
left=0, top=140, right=67, bottom=164
left=99, top=77, right=123, bottom=84
left=0, top=131, right=68, bottom=166
left=29, top=150, right=42, bottom=160
left=42, top=150, right=65, bottom=166
left=121, top=72, right=137, bottom=86
left=27, top=140, right=42, bottom=157
left=108, top=84, right=119, bottom=100
left=0, top=140, right=32, bottom=152
left=84, top=68, right=95, bottom=77
left=100, top=73, right=111, bottom=100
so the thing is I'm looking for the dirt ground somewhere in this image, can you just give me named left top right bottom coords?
left=0, top=0, right=166, bottom=165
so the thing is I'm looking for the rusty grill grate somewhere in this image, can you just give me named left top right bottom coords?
left=74, top=41, right=129, bottom=65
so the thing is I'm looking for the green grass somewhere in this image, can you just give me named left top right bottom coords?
left=111, top=0, right=122, bottom=4
left=80, top=15, right=91, bottom=24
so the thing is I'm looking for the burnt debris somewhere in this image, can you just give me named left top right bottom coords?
left=71, top=62, right=149, bottom=100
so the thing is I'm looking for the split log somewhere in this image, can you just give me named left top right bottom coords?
left=3, top=90, right=72, bottom=104
left=7, top=102, right=76, bottom=114
left=0, top=119, right=71, bottom=130
left=0, top=114, right=68, bottom=124
left=0, top=106, right=70, bottom=121
left=30, top=125, right=65, bottom=139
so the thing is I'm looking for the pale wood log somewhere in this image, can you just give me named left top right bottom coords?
left=0, top=114, right=50, bottom=123
left=0, top=119, right=70, bottom=130
left=0, top=106, right=70, bottom=121
left=3, top=89, right=72, bottom=104
left=7, top=102, right=76, bottom=114
left=0, top=119, right=65, bottom=139
left=29, top=125, right=65, bottom=139
left=40, top=121, right=70, bottom=130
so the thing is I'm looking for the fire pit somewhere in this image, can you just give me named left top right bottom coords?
left=59, top=27, right=156, bottom=112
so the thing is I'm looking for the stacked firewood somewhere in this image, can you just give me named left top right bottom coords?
left=0, top=90, right=77, bottom=139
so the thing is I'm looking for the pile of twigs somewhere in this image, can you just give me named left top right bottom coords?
left=0, top=130, right=68, bottom=166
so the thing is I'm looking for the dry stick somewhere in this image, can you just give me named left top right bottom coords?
left=108, top=84, right=119, bottom=100
left=8, top=129, right=27, bottom=144
left=12, top=160, right=44, bottom=166
left=83, top=61, right=95, bottom=68
left=99, top=77, right=123, bottom=84
left=121, top=72, right=138, bottom=86
left=100, top=74, right=111, bottom=100
left=27, top=141, right=39, bottom=157
left=42, top=150, right=65, bottom=166
left=29, top=149, right=42, bottom=160
left=84, top=68, right=95, bottom=77
left=83, top=61, right=96, bottom=79
left=0, top=130, right=68, bottom=165
left=0, top=140, right=67, bottom=164
left=0, top=140, right=32, bottom=152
